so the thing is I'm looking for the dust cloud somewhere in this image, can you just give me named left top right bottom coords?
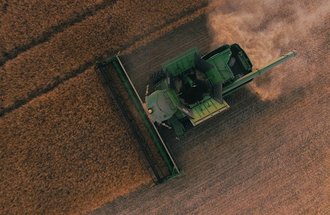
left=208, top=0, right=330, bottom=101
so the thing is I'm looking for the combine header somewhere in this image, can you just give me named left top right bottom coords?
left=96, top=43, right=296, bottom=182
left=96, top=56, right=180, bottom=183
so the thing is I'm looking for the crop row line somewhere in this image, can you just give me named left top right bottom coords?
left=0, top=4, right=208, bottom=117
left=0, top=58, right=95, bottom=117
left=0, top=0, right=119, bottom=67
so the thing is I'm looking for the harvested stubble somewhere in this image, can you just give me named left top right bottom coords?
left=0, top=0, right=208, bottom=113
left=0, top=0, right=110, bottom=60
left=0, top=68, right=151, bottom=215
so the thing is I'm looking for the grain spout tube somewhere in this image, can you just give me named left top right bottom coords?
left=96, top=55, right=180, bottom=183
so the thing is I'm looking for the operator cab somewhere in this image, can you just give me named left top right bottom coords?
left=171, top=67, right=210, bottom=105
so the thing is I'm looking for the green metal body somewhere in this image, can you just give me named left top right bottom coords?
left=146, top=44, right=296, bottom=136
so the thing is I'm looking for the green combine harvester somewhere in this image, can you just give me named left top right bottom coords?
left=145, top=44, right=296, bottom=136
left=96, top=43, right=296, bottom=182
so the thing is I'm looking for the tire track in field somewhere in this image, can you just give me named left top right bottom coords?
left=0, top=0, right=118, bottom=67
left=0, top=4, right=208, bottom=117
left=0, top=58, right=97, bottom=117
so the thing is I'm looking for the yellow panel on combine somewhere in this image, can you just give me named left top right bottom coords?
left=190, top=98, right=229, bottom=126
